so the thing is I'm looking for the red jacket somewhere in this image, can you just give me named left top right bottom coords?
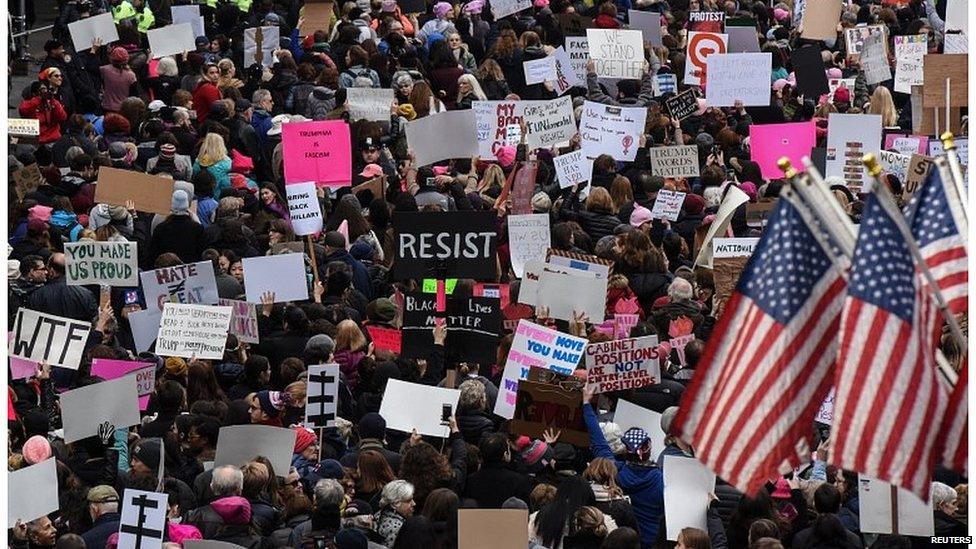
left=18, top=96, right=67, bottom=144
left=192, top=81, right=222, bottom=123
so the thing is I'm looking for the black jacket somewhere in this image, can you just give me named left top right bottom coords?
left=463, top=462, right=535, bottom=508
left=150, top=215, right=208, bottom=264
left=26, top=277, right=98, bottom=322
left=457, top=409, right=495, bottom=445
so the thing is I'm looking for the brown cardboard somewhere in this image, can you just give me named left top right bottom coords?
left=458, top=509, right=528, bottom=549
left=800, top=0, right=842, bottom=40
left=922, top=55, right=968, bottom=108
left=712, top=256, right=750, bottom=318
left=12, top=163, right=42, bottom=199
left=509, top=379, right=589, bottom=446
left=903, top=154, right=934, bottom=201
left=94, top=166, right=176, bottom=216
left=300, top=2, right=334, bottom=35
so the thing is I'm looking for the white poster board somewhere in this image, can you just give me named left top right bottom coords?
left=648, top=145, right=701, bottom=178
left=684, top=31, right=728, bottom=86
left=156, top=303, right=233, bottom=359
left=651, top=190, right=686, bottom=221
left=244, top=27, right=280, bottom=68
left=140, top=261, right=219, bottom=312
left=406, top=110, right=480, bottom=166
left=243, top=253, right=309, bottom=303
left=128, top=308, right=162, bottom=353
left=551, top=47, right=584, bottom=95
left=60, top=376, right=141, bottom=443
left=286, top=182, right=324, bottom=236
left=146, top=23, right=196, bottom=59
left=117, top=490, right=168, bottom=549
left=508, top=214, right=551, bottom=278
left=586, top=29, right=644, bottom=79
left=305, top=363, right=340, bottom=428
left=214, top=425, right=297, bottom=474
left=628, top=10, right=662, bottom=46
left=523, top=57, right=557, bottom=85
left=579, top=101, right=648, bottom=161
left=861, top=33, right=892, bottom=85
left=553, top=150, right=592, bottom=188
left=612, top=399, right=667, bottom=459
left=894, top=35, right=926, bottom=94
left=64, top=240, right=138, bottom=286
left=8, top=458, right=59, bottom=524
left=663, top=456, right=717, bottom=540
left=491, top=0, right=531, bottom=18
left=67, top=13, right=119, bottom=50
left=347, top=88, right=395, bottom=124
left=565, top=37, right=590, bottom=81
left=9, top=308, right=91, bottom=369
left=858, top=476, right=934, bottom=536
left=523, top=96, right=576, bottom=150
left=380, top=379, right=461, bottom=437
left=171, top=5, right=205, bottom=38
left=538, top=268, right=607, bottom=322
left=705, top=52, right=772, bottom=106
left=826, top=113, right=882, bottom=193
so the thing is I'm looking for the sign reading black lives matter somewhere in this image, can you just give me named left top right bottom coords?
left=665, top=89, right=699, bottom=120
left=401, top=293, right=502, bottom=364
left=392, top=211, right=497, bottom=279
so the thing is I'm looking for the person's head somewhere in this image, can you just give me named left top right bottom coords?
left=202, top=62, right=220, bottom=82
left=188, top=415, right=220, bottom=451
left=54, top=534, right=85, bottom=549
left=211, top=464, right=245, bottom=497
left=21, top=255, right=47, bottom=283
left=458, top=379, right=487, bottom=413
left=44, top=253, right=65, bottom=279
left=813, top=482, right=842, bottom=514
left=421, top=487, right=459, bottom=522
left=87, top=485, right=120, bottom=521
left=356, top=449, right=396, bottom=494
left=457, top=73, right=487, bottom=101
left=197, top=132, right=228, bottom=166
left=535, top=477, right=597, bottom=548
left=868, top=85, right=898, bottom=127
left=479, top=432, right=511, bottom=464
left=129, top=437, right=163, bottom=476
left=334, top=319, right=366, bottom=351
left=932, top=482, right=959, bottom=516
left=530, top=483, right=557, bottom=512
left=585, top=187, right=614, bottom=215
left=248, top=390, right=285, bottom=423
left=252, top=88, right=274, bottom=113
left=582, top=458, right=622, bottom=497
left=668, top=278, right=694, bottom=302
left=600, top=527, right=640, bottom=549
left=751, top=538, right=785, bottom=549
left=27, top=516, right=56, bottom=546
left=748, top=518, right=780, bottom=545
left=313, top=478, right=345, bottom=509
left=392, top=516, right=436, bottom=549
left=44, top=39, right=65, bottom=60
left=676, top=527, right=710, bottom=549
left=346, top=45, right=369, bottom=67
left=380, top=479, right=416, bottom=517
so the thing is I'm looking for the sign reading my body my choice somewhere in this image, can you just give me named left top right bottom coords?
left=392, top=211, right=497, bottom=280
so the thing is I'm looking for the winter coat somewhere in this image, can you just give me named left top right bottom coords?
left=457, top=408, right=495, bottom=445
left=18, top=97, right=68, bottom=144
left=27, top=277, right=98, bottom=322
left=464, top=462, right=535, bottom=509
left=192, top=80, right=222, bottom=123
left=340, top=65, right=381, bottom=89
left=306, top=87, right=337, bottom=120
left=193, top=157, right=233, bottom=197
left=150, top=214, right=208, bottom=264
left=186, top=496, right=257, bottom=540
left=334, top=349, right=365, bottom=392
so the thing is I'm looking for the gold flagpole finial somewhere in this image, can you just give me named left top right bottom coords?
left=778, top=157, right=798, bottom=179
left=862, top=153, right=881, bottom=177
left=940, top=132, right=956, bottom=151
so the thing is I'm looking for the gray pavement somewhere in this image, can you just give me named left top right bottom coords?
left=9, top=0, right=60, bottom=116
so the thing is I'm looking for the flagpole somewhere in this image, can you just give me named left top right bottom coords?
left=939, top=132, right=969, bottom=226
left=862, top=154, right=968, bottom=362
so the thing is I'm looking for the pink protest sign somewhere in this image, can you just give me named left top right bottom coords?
left=10, top=356, right=38, bottom=380
left=91, top=358, right=155, bottom=410
left=749, top=121, right=816, bottom=179
left=282, top=120, right=352, bottom=188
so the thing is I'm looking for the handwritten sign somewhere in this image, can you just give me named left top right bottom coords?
left=553, top=150, right=592, bottom=188
left=551, top=46, right=584, bottom=95
left=651, top=190, right=687, bottom=221
left=648, top=145, right=700, bottom=178
left=347, top=88, right=395, bottom=124
left=586, top=29, right=644, bottom=79
left=523, top=96, right=575, bottom=149
left=473, top=100, right=548, bottom=158
left=219, top=298, right=259, bottom=344
left=705, top=52, right=772, bottom=106
left=508, top=214, right=551, bottom=278
left=510, top=379, right=588, bottom=446
left=523, top=57, right=556, bottom=85
left=10, top=309, right=91, bottom=369
left=894, top=35, right=926, bottom=94
left=64, top=241, right=138, bottom=286
left=584, top=336, right=661, bottom=393
left=579, top=101, right=647, bottom=161
left=845, top=25, right=886, bottom=55
left=282, top=120, right=352, bottom=188
left=861, top=32, right=892, bottom=85
left=366, top=325, right=402, bottom=353
left=565, top=37, right=589, bottom=81
left=156, top=303, right=232, bottom=359
left=712, top=237, right=760, bottom=258
left=665, top=89, right=699, bottom=120
left=244, top=26, right=279, bottom=68
left=140, top=261, right=219, bottom=312
left=815, top=387, right=835, bottom=425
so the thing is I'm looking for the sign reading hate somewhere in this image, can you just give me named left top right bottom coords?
left=584, top=336, right=661, bottom=393
left=140, top=261, right=220, bottom=312
left=156, top=303, right=233, bottom=359
left=64, top=241, right=138, bottom=286
left=392, top=211, right=497, bottom=279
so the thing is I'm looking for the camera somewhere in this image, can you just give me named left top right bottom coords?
left=441, top=403, right=452, bottom=425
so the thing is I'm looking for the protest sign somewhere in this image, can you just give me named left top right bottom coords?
left=171, top=5, right=205, bottom=37
left=282, top=120, right=351, bottom=187
left=651, top=190, right=687, bottom=221
left=879, top=150, right=911, bottom=183
left=243, top=254, right=309, bottom=303
left=60, top=376, right=141, bottom=442
left=858, top=476, right=934, bottom=536
left=538, top=268, right=607, bottom=322
left=118, top=489, right=168, bottom=549
left=584, top=336, right=661, bottom=393
left=826, top=113, right=882, bottom=193
left=727, top=24, right=760, bottom=53
left=861, top=33, right=892, bottom=85
left=491, top=0, right=531, bottom=18
left=684, top=31, right=728, bottom=86
left=140, top=261, right=219, bottom=312
left=665, top=89, right=699, bottom=121
left=705, top=52, right=772, bottom=106
left=406, top=110, right=479, bottom=166
left=791, top=45, right=830, bottom=98
left=10, top=309, right=90, bottom=369
left=472, top=100, right=549, bottom=157
left=653, top=73, right=678, bottom=96
left=563, top=37, right=590, bottom=82
left=9, top=458, right=59, bottom=524
left=300, top=1, right=334, bottom=35
left=551, top=47, right=584, bottom=95
left=305, top=364, right=340, bottom=428
left=146, top=23, right=195, bottom=59
left=553, top=150, right=592, bottom=188
left=612, top=399, right=667, bottom=456
left=523, top=96, right=575, bottom=149
left=244, top=26, right=279, bottom=68
left=586, top=29, right=644, bottom=79
left=546, top=249, right=613, bottom=278
left=648, top=145, right=700, bottom=178
left=286, top=182, right=323, bottom=236
left=694, top=185, right=750, bottom=268
left=749, top=121, right=817, bottom=179
left=68, top=13, right=119, bottom=51
left=401, top=293, right=501, bottom=363
left=894, top=35, right=926, bottom=94
left=664, top=456, right=717, bottom=540
left=91, top=358, right=155, bottom=411
left=629, top=10, right=662, bottom=46
left=928, top=137, right=967, bottom=162
left=392, top=211, right=496, bottom=279
left=884, top=133, right=929, bottom=155
left=95, top=167, right=175, bottom=215
left=157, top=303, right=232, bottom=359
left=380, top=379, right=461, bottom=437
left=579, top=101, right=647, bottom=161
left=508, top=214, right=551, bottom=278
left=945, top=0, right=967, bottom=34
left=458, top=510, right=529, bottom=549
left=219, top=298, right=260, bottom=344
left=347, top=88, right=395, bottom=124
left=12, top=163, right=42, bottom=201
left=800, top=0, right=842, bottom=40
left=712, top=237, right=760, bottom=258
left=9, top=353, right=38, bottom=380
left=903, top=154, right=934, bottom=200
left=214, top=425, right=296, bottom=474
left=845, top=25, right=887, bottom=55
left=366, top=325, right=402, bottom=353
left=688, top=10, right=724, bottom=32
left=128, top=308, right=161, bottom=353
left=944, top=32, right=967, bottom=53
left=523, top=57, right=556, bottom=85
left=510, top=379, right=588, bottom=446
left=815, top=388, right=835, bottom=425
left=922, top=54, right=968, bottom=108
left=64, top=241, right=138, bottom=286
left=9, top=118, right=39, bottom=137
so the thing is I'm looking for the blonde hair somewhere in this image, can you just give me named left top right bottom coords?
left=585, top=187, right=614, bottom=215
left=197, top=133, right=228, bottom=167
left=868, top=86, right=898, bottom=127
left=583, top=458, right=624, bottom=498
left=457, top=74, right=487, bottom=103
left=335, top=319, right=366, bottom=351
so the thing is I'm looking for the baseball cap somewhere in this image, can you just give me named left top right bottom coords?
left=630, top=205, right=653, bottom=227
left=87, top=485, right=120, bottom=503
left=359, top=164, right=384, bottom=178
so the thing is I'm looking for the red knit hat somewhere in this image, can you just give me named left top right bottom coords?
left=293, top=427, right=318, bottom=453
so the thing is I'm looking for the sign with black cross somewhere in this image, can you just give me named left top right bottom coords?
left=305, top=364, right=340, bottom=428
left=117, top=489, right=167, bottom=549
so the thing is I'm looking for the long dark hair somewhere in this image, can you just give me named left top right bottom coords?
left=534, top=476, right=597, bottom=549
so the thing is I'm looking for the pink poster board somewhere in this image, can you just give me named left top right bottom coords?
left=282, top=120, right=352, bottom=188
left=91, top=358, right=155, bottom=410
left=749, top=121, right=817, bottom=180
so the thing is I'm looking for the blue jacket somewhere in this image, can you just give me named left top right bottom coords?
left=81, top=512, right=121, bottom=549
left=584, top=403, right=664, bottom=549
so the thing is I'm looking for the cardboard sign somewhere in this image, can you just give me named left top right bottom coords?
left=491, top=0, right=531, bottom=18
left=214, top=425, right=296, bottom=474
left=406, top=110, right=480, bottom=166
left=366, top=325, right=402, bottom=353
left=629, top=10, right=662, bottom=46
left=859, top=476, right=934, bottom=536
left=648, top=145, right=700, bottom=178
left=458, top=510, right=529, bottom=549
left=523, top=96, right=575, bottom=149
left=651, top=189, right=687, bottom=221
left=922, top=54, right=968, bottom=108
left=712, top=237, right=760, bottom=258
left=845, top=25, right=887, bottom=55
left=156, top=303, right=232, bottom=359
left=664, top=456, right=717, bottom=540
left=705, top=52, right=772, bottom=106
left=282, top=120, right=351, bottom=188
left=117, top=489, right=168, bottom=549
left=171, top=5, right=204, bottom=38
left=91, top=358, right=155, bottom=411
left=243, top=254, right=309, bottom=303
left=579, top=101, right=647, bottom=161
left=380, top=379, right=461, bottom=437
left=826, top=113, right=882, bottom=193
left=299, top=1, right=334, bottom=35
left=584, top=336, right=661, bottom=393
left=10, top=309, right=91, bottom=369
left=551, top=47, right=584, bottom=95
left=244, top=26, right=279, bottom=68
left=553, top=150, right=592, bottom=188
left=286, top=182, right=323, bottom=236
left=305, top=363, right=340, bottom=428
left=586, top=29, right=644, bottom=79
left=219, top=298, right=259, bottom=344
left=60, top=376, right=141, bottom=442
left=861, top=33, right=892, bottom=85
left=510, top=379, right=588, bottom=446
left=140, top=261, right=219, bottom=312
left=537, top=268, right=607, bottom=322
left=508, top=214, right=551, bottom=278
left=903, top=154, right=934, bottom=200
left=392, top=211, right=497, bottom=279
left=749, top=121, right=817, bottom=180
left=612, top=399, right=667, bottom=458
left=146, top=23, right=196, bottom=59
left=347, top=88, right=394, bottom=124
left=9, top=458, right=59, bottom=524
left=791, top=45, right=830, bottom=98
left=64, top=241, right=138, bottom=286
left=684, top=31, right=728, bottom=86
left=800, top=0, right=842, bottom=40
left=67, top=13, right=119, bottom=51
left=665, top=89, right=699, bottom=121
left=523, top=57, right=556, bottom=85
left=12, top=162, right=42, bottom=199
left=95, top=166, right=175, bottom=216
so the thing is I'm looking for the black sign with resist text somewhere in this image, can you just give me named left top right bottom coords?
left=392, top=211, right=497, bottom=280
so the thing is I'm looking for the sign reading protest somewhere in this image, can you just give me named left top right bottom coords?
left=219, top=298, right=260, bottom=344
left=705, top=52, right=772, bottom=106
left=282, top=120, right=351, bottom=187
left=586, top=29, right=644, bottom=79
left=64, top=241, right=138, bottom=286
left=651, top=189, right=687, bottom=221
left=684, top=31, right=728, bottom=86
left=508, top=214, right=551, bottom=278
left=579, top=101, right=647, bottom=161
left=10, top=309, right=91, bottom=369
left=648, top=145, right=701, bottom=178
left=665, top=89, right=699, bottom=121
left=401, top=293, right=501, bottom=364
left=510, top=379, right=589, bottom=446
left=156, top=303, right=232, bottom=359
left=286, top=182, right=323, bottom=236
left=584, top=336, right=661, bottom=393
left=392, top=211, right=497, bottom=279
left=523, top=96, right=576, bottom=149
left=140, top=261, right=219, bottom=312
left=91, top=358, right=156, bottom=411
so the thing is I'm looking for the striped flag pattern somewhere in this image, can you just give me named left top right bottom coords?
left=831, top=194, right=948, bottom=500
left=672, top=196, right=846, bottom=495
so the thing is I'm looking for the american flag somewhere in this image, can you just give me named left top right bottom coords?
left=672, top=196, right=846, bottom=495
left=831, top=194, right=947, bottom=500
left=903, top=163, right=968, bottom=314
left=939, top=363, right=968, bottom=475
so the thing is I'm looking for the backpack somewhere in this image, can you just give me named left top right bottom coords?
left=343, top=67, right=377, bottom=88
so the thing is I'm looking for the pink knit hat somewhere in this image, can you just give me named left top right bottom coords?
left=495, top=146, right=517, bottom=168
left=22, top=435, right=52, bottom=465
left=433, top=2, right=452, bottom=18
